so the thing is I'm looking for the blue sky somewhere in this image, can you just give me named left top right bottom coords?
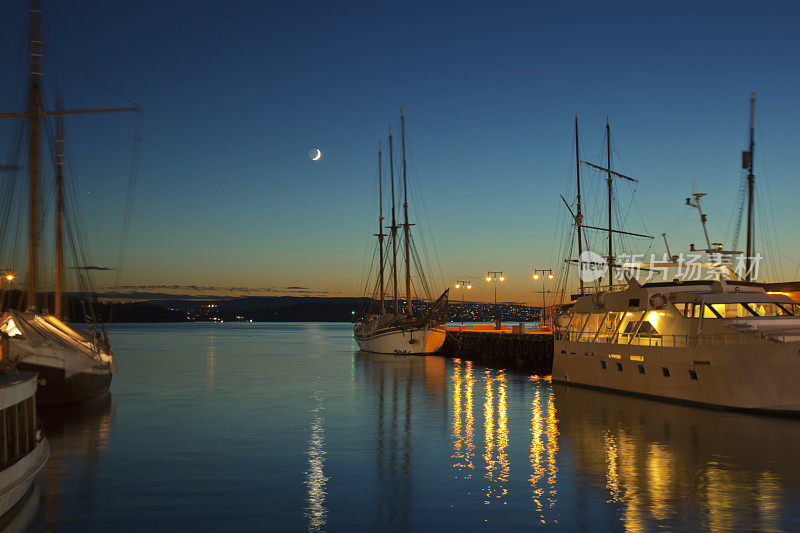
left=0, top=0, right=798, bottom=303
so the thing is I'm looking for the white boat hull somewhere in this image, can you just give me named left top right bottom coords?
left=553, top=338, right=800, bottom=413
left=0, top=437, right=49, bottom=518
left=355, top=326, right=446, bottom=355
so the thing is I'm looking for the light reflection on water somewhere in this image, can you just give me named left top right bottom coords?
left=12, top=323, right=800, bottom=531
left=304, top=390, right=328, bottom=532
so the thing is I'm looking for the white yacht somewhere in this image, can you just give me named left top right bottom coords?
left=553, top=276, right=800, bottom=413
left=0, top=370, right=50, bottom=517
left=353, top=109, right=448, bottom=355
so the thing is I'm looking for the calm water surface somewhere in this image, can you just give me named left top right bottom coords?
left=11, top=322, right=800, bottom=531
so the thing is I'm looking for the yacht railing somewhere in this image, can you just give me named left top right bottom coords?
left=559, top=330, right=795, bottom=346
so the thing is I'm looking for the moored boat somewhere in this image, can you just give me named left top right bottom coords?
left=553, top=275, right=800, bottom=412
left=353, top=109, right=448, bottom=355
left=0, top=1, right=131, bottom=405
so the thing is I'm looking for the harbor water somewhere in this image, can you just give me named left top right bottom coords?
left=14, top=322, right=800, bottom=531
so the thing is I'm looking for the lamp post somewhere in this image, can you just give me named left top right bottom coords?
left=532, top=268, right=553, bottom=329
left=486, top=270, right=504, bottom=326
left=454, top=280, right=472, bottom=325
left=485, top=271, right=504, bottom=305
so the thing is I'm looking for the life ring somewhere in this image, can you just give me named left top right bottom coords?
left=649, top=293, right=667, bottom=310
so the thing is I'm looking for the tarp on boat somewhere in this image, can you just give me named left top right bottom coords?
left=0, top=310, right=115, bottom=378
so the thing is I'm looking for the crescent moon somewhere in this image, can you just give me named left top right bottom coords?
left=312, top=148, right=322, bottom=161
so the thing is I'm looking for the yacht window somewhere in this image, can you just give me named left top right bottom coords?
left=629, top=299, right=640, bottom=307
left=638, top=364, right=645, bottom=374
left=751, top=303, right=796, bottom=317
left=703, top=304, right=723, bottom=319
left=689, top=369, right=698, bottom=380
left=692, top=303, right=703, bottom=318
left=616, top=362, right=623, bottom=372
left=579, top=313, right=605, bottom=341
left=637, top=320, right=660, bottom=337
left=662, top=367, right=670, bottom=377
left=601, top=361, right=607, bottom=370
left=712, top=303, right=758, bottom=318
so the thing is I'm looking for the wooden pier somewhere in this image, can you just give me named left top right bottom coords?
left=440, top=325, right=554, bottom=375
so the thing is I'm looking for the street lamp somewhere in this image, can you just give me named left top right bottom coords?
left=532, top=268, right=553, bottom=329
left=486, top=269, right=504, bottom=307
left=454, top=280, right=472, bottom=325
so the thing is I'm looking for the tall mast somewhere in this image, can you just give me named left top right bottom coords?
left=400, top=108, right=412, bottom=317
left=389, top=126, right=399, bottom=314
left=575, top=116, right=584, bottom=295
left=377, top=141, right=385, bottom=314
left=745, top=94, right=756, bottom=281
left=606, top=118, right=613, bottom=287
left=27, top=0, right=43, bottom=311
left=55, top=92, right=65, bottom=319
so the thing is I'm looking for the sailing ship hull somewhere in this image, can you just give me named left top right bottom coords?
left=15, top=361, right=111, bottom=407
left=553, top=338, right=800, bottom=413
left=355, top=325, right=446, bottom=355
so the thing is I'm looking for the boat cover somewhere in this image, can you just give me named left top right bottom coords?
left=0, top=311, right=115, bottom=378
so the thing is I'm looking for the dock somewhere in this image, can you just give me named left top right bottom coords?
left=440, top=324, right=554, bottom=375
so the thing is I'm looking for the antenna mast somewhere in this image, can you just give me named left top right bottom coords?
left=389, top=127, right=399, bottom=314
left=744, top=94, right=756, bottom=281
left=575, top=116, right=584, bottom=295
left=26, top=0, right=42, bottom=311
left=400, top=108, right=412, bottom=316
left=377, top=141, right=386, bottom=313
left=55, top=92, right=65, bottom=319
left=606, top=118, right=613, bottom=287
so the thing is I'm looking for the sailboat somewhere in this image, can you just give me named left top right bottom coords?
left=353, top=109, right=448, bottom=355
left=0, top=1, right=135, bottom=406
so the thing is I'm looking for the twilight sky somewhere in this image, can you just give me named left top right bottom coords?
left=0, top=0, right=799, bottom=304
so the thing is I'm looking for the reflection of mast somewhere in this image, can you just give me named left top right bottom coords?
left=206, top=329, right=216, bottom=394
left=39, top=395, right=114, bottom=528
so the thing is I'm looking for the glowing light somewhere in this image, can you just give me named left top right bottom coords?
left=499, top=277, right=505, bottom=282
left=548, top=274, right=553, bottom=279
left=455, top=284, right=460, bottom=289
left=467, top=284, right=472, bottom=290
left=4, top=274, right=13, bottom=282
left=646, top=311, right=661, bottom=329
left=486, top=276, right=492, bottom=282
left=533, top=274, right=540, bottom=280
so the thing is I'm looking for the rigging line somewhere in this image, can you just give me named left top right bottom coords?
left=756, top=130, right=784, bottom=281
left=404, top=133, right=444, bottom=293
left=357, top=156, right=381, bottom=301
left=43, top=45, right=143, bottom=110
left=113, top=125, right=143, bottom=289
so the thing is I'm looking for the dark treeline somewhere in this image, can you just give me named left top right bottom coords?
left=0, top=291, right=543, bottom=323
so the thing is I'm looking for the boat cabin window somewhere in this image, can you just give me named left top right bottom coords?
left=1, top=396, right=36, bottom=468
left=636, top=320, right=660, bottom=337
left=750, top=303, right=798, bottom=317
left=579, top=313, right=605, bottom=341
left=685, top=302, right=800, bottom=318
left=707, top=303, right=758, bottom=318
